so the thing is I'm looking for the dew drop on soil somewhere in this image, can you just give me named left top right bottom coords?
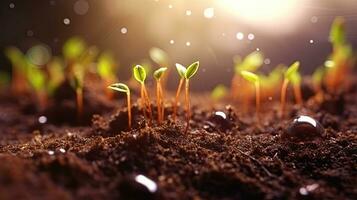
left=38, top=116, right=47, bottom=124
left=134, top=174, right=157, bottom=193
left=59, top=148, right=66, bottom=153
left=299, top=183, right=319, bottom=196
left=286, top=115, right=324, bottom=140
left=48, top=150, right=54, bottom=155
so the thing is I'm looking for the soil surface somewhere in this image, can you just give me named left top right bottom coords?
left=0, top=81, right=356, bottom=200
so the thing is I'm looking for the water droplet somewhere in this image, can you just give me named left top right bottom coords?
left=9, top=3, right=15, bottom=9
left=309, top=39, right=314, bottom=44
left=203, top=7, right=214, bottom=18
left=310, top=16, right=318, bottom=23
left=186, top=10, right=192, bottom=16
left=186, top=41, right=191, bottom=46
left=285, top=115, right=324, bottom=140
left=121, top=27, right=128, bottom=34
left=63, top=18, right=71, bottom=25
left=299, top=183, right=319, bottom=196
left=135, top=175, right=158, bottom=193
left=48, top=150, right=55, bottom=155
left=74, top=0, right=89, bottom=15
left=236, top=32, right=244, bottom=40
left=208, top=110, right=233, bottom=131
left=264, top=58, right=271, bottom=65
left=169, top=40, right=175, bottom=44
left=215, top=111, right=226, bottom=119
left=38, top=116, right=47, bottom=124
left=59, top=148, right=66, bottom=153
left=248, top=33, right=255, bottom=40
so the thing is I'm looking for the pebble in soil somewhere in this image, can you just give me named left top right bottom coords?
left=284, top=115, right=324, bottom=141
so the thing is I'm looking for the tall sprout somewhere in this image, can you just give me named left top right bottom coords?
left=5, top=47, right=28, bottom=94
left=154, top=67, right=167, bottom=124
left=183, top=61, right=199, bottom=132
left=172, top=63, right=186, bottom=121
left=240, top=70, right=261, bottom=122
left=133, top=65, right=152, bottom=122
left=108, top=83, right=132, bottom=129
left=280, top=61, right=300, bottom=118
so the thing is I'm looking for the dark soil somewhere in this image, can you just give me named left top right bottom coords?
left=0, top=81, right=356, bottom=200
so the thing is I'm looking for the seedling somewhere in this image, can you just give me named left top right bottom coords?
left=133, top=65, right=152, bottom=122
left=240, top=71, right=261, bottom=121
left=69, top=63, right=86, bottom=120
left=5, top=47, right=29, bottom=94
left=150, top=47, right=170, bottom=88
left=26, top=64, right=47, bottom=110
left=153, top=67, right=168, bottom=124
left=172, top=63, right=186, bottom=121
left=47, top=57, right=65, bottom=96
left=290, top=71, right=303, bottom=105
left=108, top=83, right=132, bottom=129
left=312, top=66, right=325, bottom=102
left=183, top=61, right=199, bottom=132
left=280, top=61, right=300, bottom=118
left=211, top=84, right=228, bottom=101
left=98, top=51, right=118, bottom=99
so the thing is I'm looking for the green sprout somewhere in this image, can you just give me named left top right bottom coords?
left=211, top=84, right=228, bottom=101
left=183, top=61, right=199, bottom=132
left=153, top=67, right=168, bottom=124
left=5, top=47, right=28, bottom=94
left=108, top=83, right=132, bottom=129
left=98, top=51, right=118, bottom=99
left=149, top=47, right=170, bottom=89
left=172, top=63, right=186, bottom=121
left=240, top=70, right=261, bottom=121
left=290, top=71, right=303, bottom=105
left=69, top=63, right=86, bottom=120
left=47, top=57, right=65, bottom=96
left=26, top=63, right=47, bottom=110
left=133, top=65, right=152, bottom=122
left=280, top=61, right=300, bottom=118
left=312, top=66, right=325, bottom=102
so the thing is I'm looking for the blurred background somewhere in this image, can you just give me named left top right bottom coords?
left=0, top=0, right=356, bottom=90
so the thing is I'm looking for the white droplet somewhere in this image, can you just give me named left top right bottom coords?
left=63, top=18, right=71, bottom=25
left=203, top=7, right=214, bottom=19
left=169, top=40, right=175, bottom=44
left=38, top=116, right=47, bottom=124
left=168, top=4, right=173, bottom=9
left=186, top=10, right=192, bottom=16
left=74, top=0, right=89, bottom=15
left=135, top=174, right=158, bottom=193
left=48, top=150, right=55, bottom=155
left=248, top=33, right=255, bottom=40
left=9, top=3, right=15, bottom=8
left=311, top=16, right=318, bottom=23
left=215, top=111, right=226, bottom=119
left=186, top=41, right=191, bottom=46
left=309, top=39, right=314, bottom=44
left=264, top=58, right=271, bottom=65
left=256, top=48, right=260, bottom=51
left=120, top=27, right=128, bottom=34
left=59, top=148, right=66, bottom=153
left=236, top=32, right=244, bottom=40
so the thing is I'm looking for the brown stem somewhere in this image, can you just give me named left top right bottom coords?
left=76, top=88, right=83, bottom=122
left=127, top=92, right=132, bottom=129
left=255, top=81, right=260, bottom=123
left=37, top=90, right=48, bottom=112
left=143, top=85, right=153, bottom=123
left=185, top=79, right=190, bottom=133
left=156, top=80, right=162, bottom=124
left=140, top=85, right=147, bottom=119
left=159, top=83, right=165, bottom=122
left=173, top=78, right=184, bottom=121
left=230, top=74, right=240, bottom=100
left=280, top=79, right=289, bottom=118
left=293, top=83, right=303, bottom=105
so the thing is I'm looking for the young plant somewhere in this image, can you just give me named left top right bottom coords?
left=47, top=57, right=65, bottom=96
left=183, top=61, right=199, bottom=132
left=153, top=67, right=168, bottom=124
left=280, top=61, right=300, bottom=118
left=26, top=64, right=47, bottom=111
left=5, top=47, right=29, bottom=94
left=150, top=47, right=170, bottom=88
left=69, top=63, right=86, bottom=121
left=97, top=51, right=118, bottom=99
left=290, top=71, right=303, bottom=105
left=108, top=83, right=132, bottom=129
left=133, top=65, right=152, bottom=122
left=311, top=66, right=325, bottom=102
left=172, top=63, right=186, bottom=121
left=240, top=71, right=261, bottom=121
left=211, top=84, right=228, bottom=101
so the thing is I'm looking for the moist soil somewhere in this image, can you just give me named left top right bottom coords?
left=0, top=81, right=356, bottom=200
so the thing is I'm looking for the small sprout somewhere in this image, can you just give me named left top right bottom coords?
left=69, top=63, right=86, bottom=121
left=290, top=72, right=303, bottom=105
left=211, top=84, right=228, bottom=101
left=97, top=51, right=118, bottom=99
left=184, top=61, right=199, bottom=132
left=5, top=47, right=28, bottom=94
left=153, top=67, right=167, bottom=124
left=172, top=63, right=186, bottom=121
left=280, top=61, right=300, bottom=118
left=133, top=65, right=152, bottom=122
left=26, top=64, right=47, bottom=110
left=47, top=57, right=65, bottom=96
left=240, top=70, right=261, bottom=122
left=108, top=83, right=131, bottom=129
left=329, top=17, right=345, bottom=46
left=312, top=66, right=325, bottom=102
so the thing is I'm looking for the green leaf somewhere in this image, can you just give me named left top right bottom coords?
left=153, top=67, right=167, bottom=80
left=5, top=47, right=27, bottom=72
left=98, top=51, right=116, bottom=79
left=149, top=47, right=169, bottom=66
left=235, top=52, right=264, bottom=74
left=47, top=57, right=65, bottom=95
left=290, top=73, right=301, bottom=86
left=27, top=65, right=46, bottom=91
left=211, top=84, right=227, bottom=101
left=70, top=63, right=85, bottom=89
left=133, top=65, right=146, bottom=84
left=185, top=61, right=199, bottom=79
left=108, top=83, right=130, bottom=94
left=240, top=70, right=259, bottom=83
left=175, top=63, right=186, bottom=78
left=285, top=61, right=300, bottom=81
left=329, top=17, right=345, bottom=46
left=63, top=37, right=86, bottom=60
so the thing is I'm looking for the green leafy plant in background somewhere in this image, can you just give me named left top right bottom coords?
left=240, top=70, right=261, bottom=121
left=133, top=65, right=153, bottom=122
left=211, top=84, right=228, bottom=101
left=172, top=63, right=186, bottom=121
left=97, top=51, right=118, bottom=99
left=154, top=67, right=167, bottom=124
left=280, top=61, right=300, bottom=118
left=311, top=66, right=325, bottom=102
left=5, top=47, right=29, bottom=94
left=69, top=63, right=86, bottom=120
left=47, top=57, right=65, bottom=96
left=183, top=61, right=199, bottom=132
left=108, top=83, right=132, bottom=129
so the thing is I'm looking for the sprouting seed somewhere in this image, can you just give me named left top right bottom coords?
left=240, top=70, right=261, bottom=122
left=108, top=83, right=132, bottom=129
left=69, top=63, right=86, bottom=121
left=153, top=67, right=167, bottom=124
left=133, top=65, right=152, bottom=122
left=183, top=61, right=199, bottom=132
left=172, top=63, right=186, bottom=121
left=280, top=61, right=300, bottom=118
